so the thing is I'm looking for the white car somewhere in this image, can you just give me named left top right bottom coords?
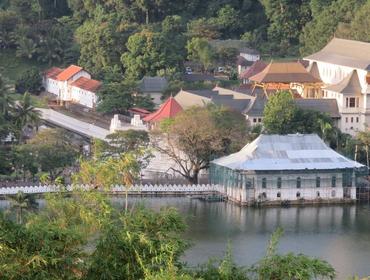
left=185, top=67, right=192, bottom=74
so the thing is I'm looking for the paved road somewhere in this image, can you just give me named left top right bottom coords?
left=37, top=108, right=110, bottom=140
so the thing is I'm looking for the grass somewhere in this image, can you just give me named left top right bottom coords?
left=0, top=49, right=49, bottom=84
left=12, top=93, right=49, bottom=108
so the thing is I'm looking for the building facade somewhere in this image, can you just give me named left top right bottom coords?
left=43, top=65, right=101, bottom=109
left=210, top=134, right=367, bottom=205
left=305, top=38, right=370, bottom=135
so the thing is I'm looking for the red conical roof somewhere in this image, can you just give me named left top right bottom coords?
left=143, top=97, right=183, bottom=123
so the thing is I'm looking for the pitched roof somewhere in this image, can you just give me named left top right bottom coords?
left=212, top=134, right=365, bottom=171
left=249, top=62, right=322, bottom=83
left=70, top=77, right=102, bottom=92
left=307, top=62, right=321, bottom=80
left=245, top=90, right=267, bottom=117
left=240, top=47, right=260, bottom=55
left=239, top=60, right=267, bottom=79
left=140, top=76, right=168, bottom=93
left=236, top=56, right=254, bottom=67
left=325, top=70, right=362, bottom=95
left=294, top=99, right=340, bottom=118
left=305, top=38, right=370, bottom=70
left=245, top=91, right=340, bottom=118
left=56, top=65, right=83, bottom=81
left=143, top=97, right=183, bottom=123
left=174, top=87, right=253, bottom=113
left=44, top=67, right=64, bottom=79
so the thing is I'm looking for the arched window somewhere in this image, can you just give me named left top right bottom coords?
left=296, top=192, right=301, bottom=198
left=277, top=177, right=282, bottom=188
left=277, top=192, right=281, bottom=198
left=296, top=177, right=301, bottom=188
left=262, top=178, right=267, bottom=189
left=331, top=176, right=336, bottom=187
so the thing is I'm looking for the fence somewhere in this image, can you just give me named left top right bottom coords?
left=0, top=184, right=221, bottom=195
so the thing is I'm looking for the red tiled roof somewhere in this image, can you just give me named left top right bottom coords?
left=70, top=77, right=101, bottom=92
left=44, top=67, right=64, bottom=79
left=143, top=97, right=183, bottom=123
left=239, top=60, right=267, bottom=79
left=56, top=65, right=83, bottom=81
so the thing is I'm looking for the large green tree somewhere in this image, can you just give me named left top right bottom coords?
left=152, top=105, right=247, bottom=183
left=263, top=91, right=297, bottom=134
left=300, top=0, right=365, bottom=55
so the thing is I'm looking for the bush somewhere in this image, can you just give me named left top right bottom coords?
left=15, top=67, right=42, bottom=95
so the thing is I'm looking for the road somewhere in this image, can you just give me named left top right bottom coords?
left=37, top=108, right=110, bottom=140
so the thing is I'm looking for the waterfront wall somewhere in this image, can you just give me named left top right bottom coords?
left=0, top=184, right=357, bottom=206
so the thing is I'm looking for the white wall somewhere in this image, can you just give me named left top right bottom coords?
left=71, top=86, right=97, bottom=108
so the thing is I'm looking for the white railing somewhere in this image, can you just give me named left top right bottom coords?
left=0, top=184, right=221, bottom=195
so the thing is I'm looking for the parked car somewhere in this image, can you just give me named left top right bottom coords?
left=185, top=67, right=192, bottom=74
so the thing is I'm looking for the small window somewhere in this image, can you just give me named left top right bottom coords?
left=345, top=117, right=348, bottom=123
left=253, top=118, right=257, bottom=123
left=356, top=117, right=359, bottom=123
left=262, top=178, right=267, bottom=189
left=277, top=177, right=282, bottom=188
left=316, top=177, right=320, bottom=188
left=317, top=191, right=320, bottom=198
left=262, top=192, right=267, bottom=199
left=351, top=117, right=353, bottom=123
left=277, top=192, right=281, bottom=198
left=296, top=177, right=301, bottom=189
left=331, top=176, right=336, bottom=188
left=258, top=118, right=262, bottom=123
left=348, top=97, right=357, bottom=108
left=296, top=192, right=301, bottom=198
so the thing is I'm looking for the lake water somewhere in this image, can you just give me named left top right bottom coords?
left=2, top=197, right=370, bottom=279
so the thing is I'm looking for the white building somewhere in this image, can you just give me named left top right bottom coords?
left=305, top=38, right=370, bottom=135
left=43, top=65, right=101, bottom=109
left=210, top=134, right=367, bottom=205
left=139, top=76, right=168, bottom=106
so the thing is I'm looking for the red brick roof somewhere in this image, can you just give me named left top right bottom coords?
left=44, top=67, right=64, bottom=79
left=239, top=60, right=267, bottom=79
left=56, top=65, right=83, bottom=81
left=70, top=77, right=102, bottom=92
left=143, top=97, right=183, bottom=123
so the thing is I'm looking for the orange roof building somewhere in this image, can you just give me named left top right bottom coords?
left=70, top=77, right=102, bottom=92
left=56, top=65, right=84, bottom=81
left=44, top=67, right=64, bottom=79
left=143, top=97, right=183, bottom=123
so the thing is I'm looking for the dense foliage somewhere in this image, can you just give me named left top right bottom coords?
left=0, top=190, right=337, bottom=279
left=0, top=0, right=368, bottom=77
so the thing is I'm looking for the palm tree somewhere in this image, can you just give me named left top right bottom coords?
left=7, top=191, right=38, bottom=224
left=13, top=92, right=41, bottom=143
left=16, top=37, right=37, bottom=59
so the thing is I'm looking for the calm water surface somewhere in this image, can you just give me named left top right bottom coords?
left=2, top=197, right=370, bottom=279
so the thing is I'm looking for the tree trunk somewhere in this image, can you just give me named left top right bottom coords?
left=188, top=169, right=199, bottom=184
left=355, top=144, right=358, bottom=161
left=145, top=9, right=149, bottom=25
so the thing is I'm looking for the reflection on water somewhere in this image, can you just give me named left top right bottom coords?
left=2, top=196, right=370, bottom=279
